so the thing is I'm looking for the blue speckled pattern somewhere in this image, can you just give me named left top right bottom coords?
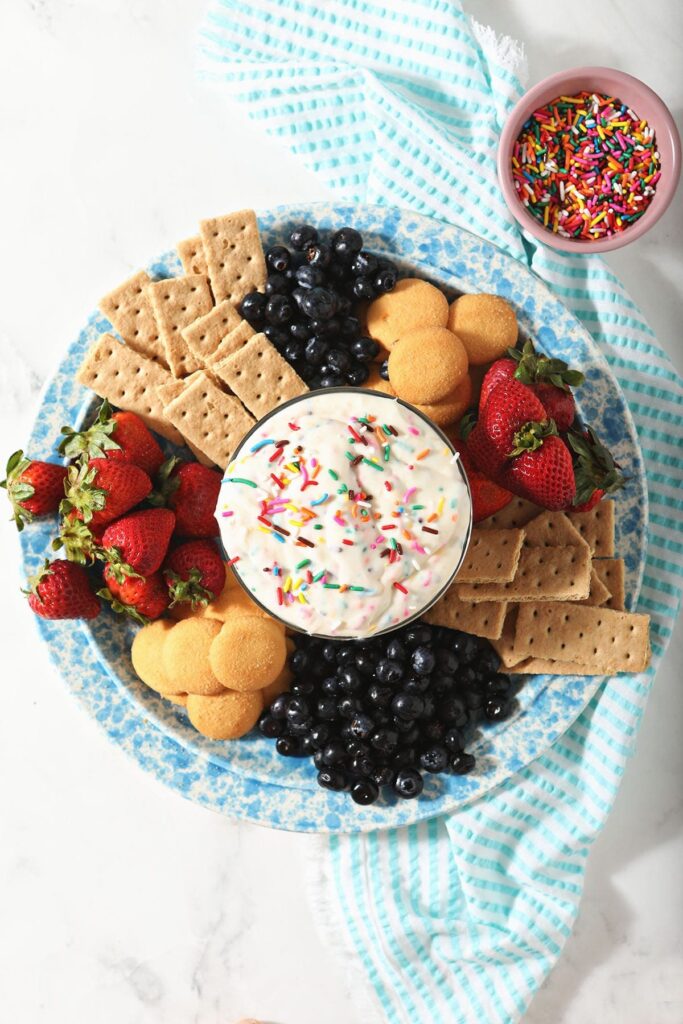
left=19, top=203, right=647, bottom=833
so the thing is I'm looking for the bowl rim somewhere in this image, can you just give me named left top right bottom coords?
left=497, top=65, right=682, bottom=254
left=219, top=385, right=474, bottom=641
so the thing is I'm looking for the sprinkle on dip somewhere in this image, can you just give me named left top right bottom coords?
left=218, top=390, right=472, bottom=639
left=512, top=91, right=660, bottom=240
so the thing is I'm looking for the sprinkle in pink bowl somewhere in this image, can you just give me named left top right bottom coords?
left=497, top=66, right=681, bottom=254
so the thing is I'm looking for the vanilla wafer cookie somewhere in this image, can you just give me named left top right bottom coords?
left=146, top=275, right=213, bottom=378
left=182, top=300, right=246, bottom=364
left=199, top=209, right=267, bottom=304
left=212, top=333, right=308, bottom=419
left=457, top=545, right=591, bottom=603
left=99, top=270, right=165, bottom=363
left=77, top=333, right=183, bottom=444
left=163, top=371, right=255, bottom=468
left=455, top=529, right=525, bottom=584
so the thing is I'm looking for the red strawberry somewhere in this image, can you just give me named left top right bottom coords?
left=480, top=341, right=584, bottom=432
left=531, top=381, right=577, bottom=433
left=151, top=458, right=221, bottom=538
left=163, top=539, right=226, bottom=608
left=59, top=400, right=164, bottom=477
left=504, top=433, right=576, bottom=510
left=451, top=439, right=513, bottom=522
left=2, top=450, right=67, bottom=530
left=101, top=508, right=176, bottom=580
left=62, top=458, right=151, bottom=528
left=25, top=558, right=100, bottom=620
left=100, top=565, right=169, bottom=623
left=467, top=379, right=547, bottom=476
left=479, top=359, right=517, bottom=409
left=566, top=426, right=626, bottom=512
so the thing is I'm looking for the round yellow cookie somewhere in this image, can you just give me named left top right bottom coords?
left=187, top=689, right=263, bottom=740
left=366, top=278, right=448, bottom=352
left=447, top=294, right=518, bottom=366
left=388, top=326, right=468, bottom=404
left=209, top=616, right=287, bottom=692
left=162, top=618, right=225, bottom=696
left=414, top=373, right=472, bottom=427
left=204, top=583, right=282, bottom=625
left=166, top=692, right=188, bottom=707
left=260, top=664, right=294, bottom=705
left=131, top=619, right=181, bottom=694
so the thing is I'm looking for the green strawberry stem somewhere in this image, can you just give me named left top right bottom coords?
left=22, top=558, right=53, bottom=598
left=1, top=450, right=37, bottom=531
left=100, top=548, right=143, bottom=583
left=52, top=517, right=102, bottom=565
left=567, top=426, right=627, bottom=507
left=147, top=455, right=182, bottom=508
left=60, top=462, right=107, bottom=524
left=58, top=399, right=121, bottom=461
left=166, top=568, right=214, bottom=609
left=508, top=419, right=558, bottom=458
left=97, top=587, right=150, bottom=626
left=509, top=339, right=585, bottom=392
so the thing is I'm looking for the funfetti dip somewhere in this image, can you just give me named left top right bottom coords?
left=218, top=389, right=472, bottom=639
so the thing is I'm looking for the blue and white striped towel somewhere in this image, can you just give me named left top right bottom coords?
left=198, top=4, right=683, bottom=1020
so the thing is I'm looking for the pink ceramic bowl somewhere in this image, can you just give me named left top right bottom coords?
left=497, top=66, right=681, bottom=254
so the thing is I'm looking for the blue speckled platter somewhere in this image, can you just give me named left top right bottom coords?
left=20, top=203, right=647, bottom=833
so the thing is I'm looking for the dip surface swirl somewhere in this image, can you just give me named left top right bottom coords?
left=218, top=390, right=471, bottom=638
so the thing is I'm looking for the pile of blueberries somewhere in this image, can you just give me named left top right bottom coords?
left=258, top=622, right=516, bottom=806
left=238, top=223, right=399, bottom=389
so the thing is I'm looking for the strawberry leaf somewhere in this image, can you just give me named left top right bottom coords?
left=165, top=568, right=214, bottom=609
left=148, top=456, right=182, bottom=507
left=52, top=517, right=102, bottom=565
left=62, top=462, right=107, bottom=524
left=97, top=587, right=150, bottom=626
left=58, top=399, right=121, bottom=461
left=101, top=548, right=143, bottom=583
left=568, top=426, right=626, bottom=507
left=508, top=419, right=558, bottom=458
left=1, top=449, right=37, bottom=530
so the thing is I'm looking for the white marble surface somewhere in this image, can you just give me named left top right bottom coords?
left=1, top=1, right=681, bottom=1022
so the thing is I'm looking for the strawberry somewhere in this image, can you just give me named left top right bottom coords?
left=24, top=558, right=100, bottom=620
left=467, top=379, right=548, bottom=476
left=100, top=565, right=169, bottom=624
left=566, top=426, right=626, bottom=511
left=450, top=439, right=513, bottom=522
left=2, top=450, right=67, bottom=530
left=480, top=341, right=584, bottom=432
left=163, top=539, right=226, bottom=608
left=58, top=400, right=164, bottom=477
left=505, top=432, right=576, bottom=510
left=151, top=458, right=221, bottom=538
left=101, top=508, right=175, bottom=580
left=62, top=458, right=151, bottom=528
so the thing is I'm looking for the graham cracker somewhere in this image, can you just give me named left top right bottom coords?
left=208, top=319, right=255, bottom=368
left=212, top=333, right=308, bottom=419
left=163, top=371, right=255, bottom=469
left=513, top=602, right=650, bottom=673
left=455, top=528, right=525, bottom=584
left=422, top=592, right=508, bottom=640
left=177, top=235, right=208, bottom=277
left=146, top=275, right=214, bottom=378
left=490, top=607, right=522, bottom=668
left=523, top=510, right=589, bottom=550
left=182, top=300, right=246, bottom=364
left=567, top=501, right=615, bottom=557
left=199, top=209, right=267, bottom=304
left=457, top=545, right=591, bottom=603
left=99, top=270, right=165, bottom=364
left=578, top=567, right=611, bottom=607
left=155, top=377, right=216, bottom=467
left=508, top=658, right=604, bottom=676
left=593, top=558, right=626, bottom=611
left=77, top=333, right=183, bottom=444
left=478, top=496, right=541, bottom=530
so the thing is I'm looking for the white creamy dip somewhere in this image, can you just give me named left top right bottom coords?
left=218, top=390, right=471, bottom=638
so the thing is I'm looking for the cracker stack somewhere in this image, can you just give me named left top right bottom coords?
left=77, top=209, right=308, bottom=469
left=425, top=504, right=650, bottom=675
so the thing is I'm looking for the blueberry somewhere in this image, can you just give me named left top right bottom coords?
left=374, top=268, right=398, bottom=293
left=391, top=692, right=424, bottom=721
left=239, top=291, right=267, bottom=327
left=371, top=727, right=399, bottom=754
left=276, top=736, right=304, bottom=757
left=436, top=648, right=459, bottom=674
left=284, top=340, right=304, bottom=364
left=313, top=749, right=326, bottom=769
left=338, top=666, right=362, bottom=693
left=300, top=734, right=316, bottom=756
left=351, top=779, right=379, bottom=805
left=318, top=768, right=348, bottom=792
left=320, top=373, right=344, bottom=389
left=350, top=754, right=375, bottom=777
left=322, top=740, right=347, bottom=765
left=338, top=697, right=361, bottom=719
left=326, top=348, right=352, bottom=375
left=376, top=658, right=404, bottom=685
left=393, top=768, right=424, bottom=799
left=418, top=696, right=435, bottom=721
left=317, top=696, right=338, bottom=720
left=367, top=683, right=393, bottom=707
left=450, top=752, right=476, bottom=775
left=486, top=673, right=511, bottom=697
left=266, top=245, right=291, bottom=273
left=295, top=264, right=325, bottom=289
left=419, top=745, right=449, bottom=773
left=264, top=325, right=290, bottom=349
left=306, top=242, right=331, bottom=268
left=300, top=287, right=337, bottom=321
left=308, top=316, right=341, bottom=339
left=291, top=679, right=315, bottom=697
left=346, top=362, right=370, bottom=387
left=350, top=714, right=375, bottom=740
left=355, top=651, right=377, bottom=678
left=336, top=644, right=356, bottom=664
left=258, top=714, right=284, bottom=738
left=392, top=746, right=416, bottom=768
left=439, top=694, right=467, bottom=723
left=269, top=694, right=290, bottom=719
left=443, top=727, right=464, bottom=752
left=289, top=320, right=312, bottom=341
left=458, top=666, right=478, bottom=689
left=310, top=723, right=331, bottom=749
left=464, top=689, right=484, bottom=711
left=350, top=251, right=379, bottom=277
left=373, top=766, right=395, bottom=787
left=421, top=719, right=446, bottom=743
left=452, top=633, right=479, bottom=663
left=290, top=224, right=319, bottom=251
left=411, top=646, right=435, bottom=676
left=265, top=273, right=289, bottom=296
left=304, top=335, right=329, bottom=365
left=322, top=643, right=338, bottom=664
left=265, top=294, right=293, bottom=325
left=404, top=674, right=431, bottom=694
left=379, top=359, right=390, bottom=381
left=485, top=698, right=512, bottom=722
left=289, top=718, right=313, bottom=736
left=385, top=638, right=406, bottom=662
left=286, top=696, right=310, bottom=725
left=352, top=276, right=375, bottom=300
left=331, top=227, right=363, bottom=260
left=405, top=625, right=432, bottom=646
left=335, top=295, right=352, bottom=317
left=340, top=316, right=361, bottom=339
left=350, top=336, right=380, bottom=362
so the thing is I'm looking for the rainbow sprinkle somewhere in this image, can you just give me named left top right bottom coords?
left=511, top=91, right=660, bottom=241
